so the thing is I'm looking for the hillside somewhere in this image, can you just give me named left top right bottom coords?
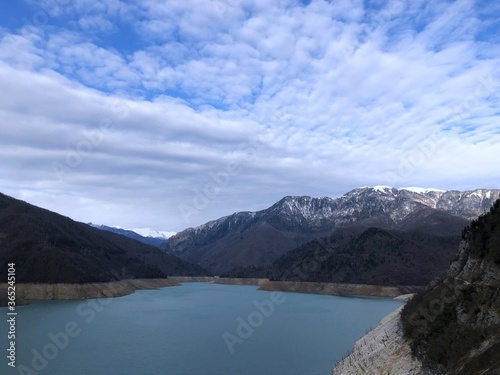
left=401, top=199, right=500, bottom=374
left=164, top=187, right=497, bottom=274
left=223, top=212, right=465, bottom=286
left=0, top=193, right=209, bottom=284
left=268, top=227, right=460, bottom=286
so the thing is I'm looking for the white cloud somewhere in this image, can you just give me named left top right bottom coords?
left=0, top=0, right=499, bottom=231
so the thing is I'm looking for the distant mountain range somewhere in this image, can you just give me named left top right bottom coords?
left=2, top=186, right=499, bottom=288
left=90, top=224, right=175, bottom=247
left=162, top=187, right=500, bottom=279
left=0, top=193, right=208, bottom=283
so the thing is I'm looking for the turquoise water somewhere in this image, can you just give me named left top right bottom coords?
left=1, top=283, right=402, bottom=374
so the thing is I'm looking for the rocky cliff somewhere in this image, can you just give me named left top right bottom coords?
left=402, top=199, right=500, bottom=374
left=333, top=199, right=500, bottom=375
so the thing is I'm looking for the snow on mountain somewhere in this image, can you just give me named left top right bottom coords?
left=131, top=228, right=176, bottom=239
left=179, top=186, right=500, bottom=236
left=270, top=196, right=338, bottom=222
left=372, top=185, right=393, bottom=192
left=400, top=187, right=446, bottom=194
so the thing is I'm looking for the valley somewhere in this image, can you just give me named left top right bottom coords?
left=1, top=187, right=499, bottom=375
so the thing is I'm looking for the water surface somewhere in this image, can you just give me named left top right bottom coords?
left=1, top=283, right=403, bottom=374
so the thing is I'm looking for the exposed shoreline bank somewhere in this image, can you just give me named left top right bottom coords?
left=169, top=276, right=218, bottom=283
left=332, top=297, right=425, bottom=374
left=257, top=280, right=421, bottom=298
left=0, top=278, right=179, bottom=307
left=215, top=277, right=269, bottom=286
left=0, top=277, right=422, bottom=307
left=169, top=276, right=268, bottom=285
left=172, top=276, right=422, bottom=297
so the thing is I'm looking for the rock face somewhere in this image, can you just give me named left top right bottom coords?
left=332, top=305, right=430, bottom=375
left=163, top=187, right=500, bottom=274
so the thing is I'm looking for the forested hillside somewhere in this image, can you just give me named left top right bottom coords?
left=0, top=193, right=208, bottom=283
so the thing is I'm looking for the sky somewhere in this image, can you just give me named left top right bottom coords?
left=0, top=0, right=499, bottom=233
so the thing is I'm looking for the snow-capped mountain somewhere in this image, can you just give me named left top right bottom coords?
left=90, top=224, right=175, bottom=247
left=131, top=228, right=176, bottom=240
left=162, top=187, right=500, bottom=274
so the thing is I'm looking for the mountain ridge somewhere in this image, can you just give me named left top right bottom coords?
left=162, top=187, right=500, bottom=274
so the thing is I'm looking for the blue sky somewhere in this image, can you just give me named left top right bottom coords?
left=0, top=0, right=499, bottom=232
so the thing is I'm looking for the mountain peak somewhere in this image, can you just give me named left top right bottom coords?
left=278, top=195, right=313, bottom=203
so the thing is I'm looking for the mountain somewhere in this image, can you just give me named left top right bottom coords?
left=402, top=199, right=500, bottom=374
left=0, top=192, right=208, bottom=284
left=163, top=187, right=500, bottom=274
left=90, top=224, right=172, bottom=247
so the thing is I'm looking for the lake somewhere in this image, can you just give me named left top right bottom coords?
left=1, top=283, right=403, bottom=374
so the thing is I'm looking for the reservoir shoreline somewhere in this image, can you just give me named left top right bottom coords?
left=0, top=277, right=422, bottom=307
left=172, top=276, right=422, bottom=297
left=0, top=278, right=179, bottom=306
left=257, top=280, right=421, bottom=297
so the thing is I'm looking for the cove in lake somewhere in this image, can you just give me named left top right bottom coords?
left=1, top=283, right=403, bottom=375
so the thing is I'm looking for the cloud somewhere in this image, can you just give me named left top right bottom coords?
left=0, top=0, right=499, bottom=231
